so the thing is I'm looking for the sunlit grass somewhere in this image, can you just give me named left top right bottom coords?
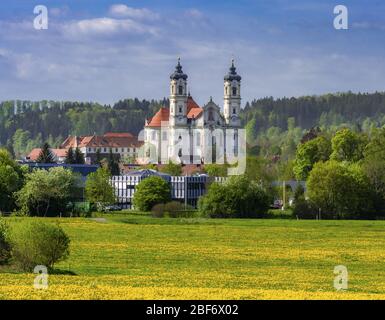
left=1, top=216, right=385, bottom=300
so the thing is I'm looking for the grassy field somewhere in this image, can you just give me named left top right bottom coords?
left=1, top=215, right=385, bottom=300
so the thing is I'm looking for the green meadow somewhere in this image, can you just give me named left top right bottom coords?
left=1, top=215, right=385, bottom=299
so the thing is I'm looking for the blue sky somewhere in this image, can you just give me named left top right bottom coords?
left=0, top=0, right=384, bottom=106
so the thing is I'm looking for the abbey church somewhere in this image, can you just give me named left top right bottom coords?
left=143, top=59, right=242, bottom=164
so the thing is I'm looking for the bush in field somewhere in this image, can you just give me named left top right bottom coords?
left=151, top=201, right=196, bottom=218
left=291, top=184, right=316, bottom=219
left=16, top=167, right=80, bottom=216
left=307, top=160, right=376, bottom=219
left=151, top=203, right=166, bottom=218
left=292, top=199, right=318, bottom=219
left=0, top=219, right=11, bottom=265
left=10, top=221, right=70, bottom=271
left=198, top=175, right=270, bottom=218
left=165, top=201, right=187, bottom=218
left=85, top=168, right=116, bottom=209
left=133, top=176, right=171, bottom=212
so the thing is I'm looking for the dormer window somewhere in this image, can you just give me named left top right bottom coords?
left=178, top=85, right=183, bottom=95
left=232, top=87, right=237, bottom=96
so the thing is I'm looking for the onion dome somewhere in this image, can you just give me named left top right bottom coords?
left=224, top=59, right=241, bottom=81
left=170, top=58, right=188, bottom=80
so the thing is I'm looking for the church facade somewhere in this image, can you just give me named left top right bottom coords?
left=143, top=59, right=242, bottom=165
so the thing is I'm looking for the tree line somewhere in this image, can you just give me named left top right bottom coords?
left=2, top=92, right=385, bottom=159
left=0, top=98, right=168, bottom=158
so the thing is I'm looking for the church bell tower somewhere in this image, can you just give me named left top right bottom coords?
left=223, top=59, right=241, bottom=127
left=169, top=58, right=188, bottom=126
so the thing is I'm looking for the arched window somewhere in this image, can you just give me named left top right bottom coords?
left=179, top=106, right=182, bottom=113
left=232, top=87, right=237, bottom=96
left=233, top=108, right=236, bottom=114
left=178, top=85, right=183, bottom=95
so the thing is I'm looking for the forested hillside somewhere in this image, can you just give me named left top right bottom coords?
left=241, top=91, right=385, bottom=133
left=0, top=98, right=168, bottom=157
left=241, top=91, right=385, bottom=159
left=1, top=91, right=385, bottom=158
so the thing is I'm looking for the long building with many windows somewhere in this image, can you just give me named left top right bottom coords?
left=111, top=169, right=226, bottom=208
left=60, top=132, right=142, bottom=164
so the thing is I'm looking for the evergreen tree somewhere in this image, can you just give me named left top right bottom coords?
left=36, top=143, right=55, bottom=163
left=74, top=147, right=85, bottom=164
left=107, top=150, right=120, bottom=176
left=65, top=147, right=74, bottom=164
left=95, top=149, right=102, bottom=166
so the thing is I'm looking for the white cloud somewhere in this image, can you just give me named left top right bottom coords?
left=0, top=4, right=384, bottom=104
left=62, top=17, right=159, bottom=38
left=109, top=4, right=159, bottom=20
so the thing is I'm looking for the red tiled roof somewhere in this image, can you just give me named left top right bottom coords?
left=146, top=96, right=202, bottom=127
left=27, top=148, right=68, bottom=161
left=104, top=132, right=134, bottom=138
left=187, top=96, right=203, bottom=118
left=146, top=107, right=170, bottom=127
left=60, top=133, right=141, bottom=149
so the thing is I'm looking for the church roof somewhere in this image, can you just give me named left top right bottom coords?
left=224, top=60, right=241, bottom=81
left=145, top=107, right=170, bottom=127
left=170, top=58, right=188, bottom=81
left=145, top=96, right=203, bottom=127
left=187, top=96, right=202, bottom=118
left=60, top=133, right=141, bottom=148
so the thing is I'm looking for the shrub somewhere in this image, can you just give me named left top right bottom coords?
left=203, top=164, right=228, bottom=177
left=151, top=203, right=166, bottom=218
left=85, top=168, right=116, bottom=209
left=16, top=167, right=80, bottom=216
left=198, top=175, right=271, bottom=218
left=292, top=199, right=318, bottom=219
left=164, top=201, right=186, bottom=218
left=133, top=176, right=171, bottom=211
left=0, top=219, right=11, bottom=265
left=151, top=201, right=197, bottom=218
left=10, top=221, right=70, bottom=271
left=307, top=161, right=376, bottom=219
left=159, top=161, right=182, bottom=176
